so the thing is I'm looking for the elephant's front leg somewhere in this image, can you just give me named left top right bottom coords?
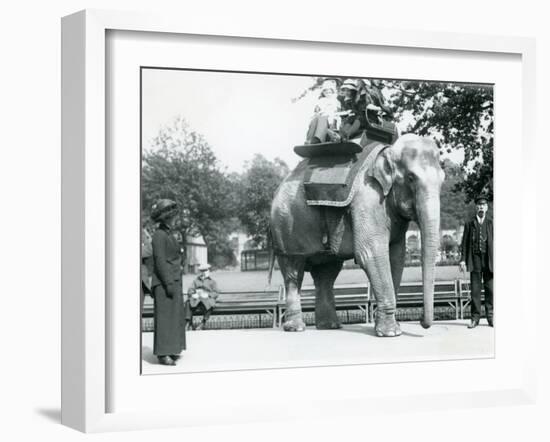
left=278, top=255, right=306, bottom=332
left=356, top=246, right=401, bottom=337
left=366, top=253, right=402, bottom=337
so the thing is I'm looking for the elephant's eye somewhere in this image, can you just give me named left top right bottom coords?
left=407, top=173, right=416, bottom=182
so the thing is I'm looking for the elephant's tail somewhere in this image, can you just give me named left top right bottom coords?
left=267, top=228, right=275, bottom=286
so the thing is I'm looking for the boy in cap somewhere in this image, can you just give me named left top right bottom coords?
left=365, top=79, right=393, bottom=122
left=339, top=79, right=367, bottom=140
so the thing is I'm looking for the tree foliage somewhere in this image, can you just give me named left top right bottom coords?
left=440, top=235, right=459, bottom=258
left=386, top=80, right=493, bottom=202
left=440, top=159, right=469, bottom=229
left=237, top=154, right=290, bottom=248
left=142, top=117, right=238, bottom=267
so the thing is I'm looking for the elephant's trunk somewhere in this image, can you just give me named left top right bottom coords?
left=417, top=193, right=440, bottom=329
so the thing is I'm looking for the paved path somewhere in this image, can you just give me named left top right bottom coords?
left=141, top=319, right=494, bottom=375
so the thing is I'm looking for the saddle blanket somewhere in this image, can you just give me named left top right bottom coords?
left=304, top=140, right=386, bottom=207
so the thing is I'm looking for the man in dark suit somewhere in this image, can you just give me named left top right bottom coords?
left=459, top=194, right=493, bottom=328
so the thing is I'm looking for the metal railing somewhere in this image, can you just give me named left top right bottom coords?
left=142, top=278, right=478, bottom=330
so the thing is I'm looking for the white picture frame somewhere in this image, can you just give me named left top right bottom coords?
left=61, top=9, right=537, bottom=433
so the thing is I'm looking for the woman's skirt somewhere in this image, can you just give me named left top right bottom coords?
left=153, top=283, right=186, bottom=356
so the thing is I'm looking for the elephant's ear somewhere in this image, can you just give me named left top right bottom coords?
left=368, top=148, right=394, bottom=197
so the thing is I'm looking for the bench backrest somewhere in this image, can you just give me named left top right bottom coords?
left=296, top=282, right=456, bottom=302
left=397, top=281, right=457, bottom=298
left=216, top=290, right=281, bottom=304
left=298, top=284, right=369, bottom=303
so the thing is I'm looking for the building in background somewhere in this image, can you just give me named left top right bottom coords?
left=185, top=234, right=207, bottom=274
left=229, top=231, right=253, bottom=267
left=406, top=227, right=464, bottom=264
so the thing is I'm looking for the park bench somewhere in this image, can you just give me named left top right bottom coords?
left=212, top=288, right=283, bottom=328
left=141, top=288, right=283, bottom=329
left=369, top=280, right=460, bottom=322
left=143, top=279, right=469, bottom=329
left=277, top=283, right=370, bottom=327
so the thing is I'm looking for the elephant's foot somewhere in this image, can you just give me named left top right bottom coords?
left=283, top=316, right=306, bottom=332
left=315, top=309, right=342, bottom=329
left=315, top=320, right=342, bottom=330
left=374, top=312, right=402, bottom=337
left=315, top=300, right=341, bottom=330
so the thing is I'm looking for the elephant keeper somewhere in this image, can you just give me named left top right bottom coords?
left=459, top=194, right=494, bottom=328
left=185, top=263, right=219, bottom=330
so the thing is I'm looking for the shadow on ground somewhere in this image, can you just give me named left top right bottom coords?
left=141, top=345, right=158, bottom=365
left=35, top=408, right=61, bottom=423
left=340, top=322, right=461, bottom=338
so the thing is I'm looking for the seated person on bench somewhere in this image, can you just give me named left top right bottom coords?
left=339, top=79, right=367, bottom=141
left=305, top=79, right=342, bottom=144
left=185, top=263, right=219, bottom=330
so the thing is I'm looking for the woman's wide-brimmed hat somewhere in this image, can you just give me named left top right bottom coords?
left=198, top=263, right=211, bottom=272
left=151, top=199, right=177, bottom=222
left=340, top=79, right=358, bottom=91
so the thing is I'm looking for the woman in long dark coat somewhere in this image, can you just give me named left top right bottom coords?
left=150, top=199, right=186, bottom=366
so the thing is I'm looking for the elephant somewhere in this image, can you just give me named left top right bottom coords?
left=269, top=134, right=444, bottom=337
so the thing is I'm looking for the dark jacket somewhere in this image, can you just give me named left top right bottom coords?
left=188, top=275, right=220, bottom=310
left=365, top=85, right=392, bottom=116
left=152, top=225, right=182, bottom=289
left=339, top=95, right=367, bottom=128
left=460, top=216, right=493, bottom=272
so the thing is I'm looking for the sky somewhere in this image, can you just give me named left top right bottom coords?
left=142, top=69, right=318, bottom=172
left=141, top=69, right=464, bottom=173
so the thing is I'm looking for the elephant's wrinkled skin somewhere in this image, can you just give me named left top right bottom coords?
left=269, top=134, right=444, bottom=336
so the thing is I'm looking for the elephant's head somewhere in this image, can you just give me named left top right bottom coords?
left=371, top=134, right=445, bottom=328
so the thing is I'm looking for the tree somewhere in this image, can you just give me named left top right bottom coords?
left=142, top=116, right=237, bottom=268
left=439, top=159, right=469, bottom=229
left=386, top=80, right=493, bottom=202
left=237, top=154, right=290, bottom=248
left=440, top=235, right=458, bottom=257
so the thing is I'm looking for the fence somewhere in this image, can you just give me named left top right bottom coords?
left=241, top=249, right=272, bottom=271
left=142, top=278, right=478, bottom=331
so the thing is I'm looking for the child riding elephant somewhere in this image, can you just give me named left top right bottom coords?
left=305, top=79, right=342, bottom=144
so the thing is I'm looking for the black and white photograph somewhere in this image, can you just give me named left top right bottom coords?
left=4, top=0, right=547, bottom=438
left=140, top=68, right=494, bottom=374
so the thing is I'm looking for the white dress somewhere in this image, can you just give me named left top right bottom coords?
left=314, top=96, right=341, bottom=128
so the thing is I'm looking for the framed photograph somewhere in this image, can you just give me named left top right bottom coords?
left=61, top=9, right=537, bottom=433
